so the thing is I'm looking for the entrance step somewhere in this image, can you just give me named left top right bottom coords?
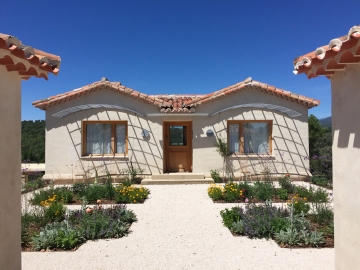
left=141, top=178, right=214, bottom=185
left=150, top=173, right=205, bottom=180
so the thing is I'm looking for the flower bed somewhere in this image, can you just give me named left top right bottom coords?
left=22, top=202, right=137, bottom=251
left=220, top=201, right=334, bottom=248
left=208, top=177, right=330, bottom=203
left=30, top=182, right=150, bottom=206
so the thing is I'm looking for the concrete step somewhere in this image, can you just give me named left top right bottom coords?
left=141, top=178, right=214, bottom=185
left=150, top=173, right=205, bottom=180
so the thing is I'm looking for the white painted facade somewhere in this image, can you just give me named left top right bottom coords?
left=0, top=64, right=22, bottom=269
left=43, top=85, right=311, bottom=182
left=331, top=64, right=360, bottom=270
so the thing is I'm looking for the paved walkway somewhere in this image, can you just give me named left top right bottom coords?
left=22, top=185, right=334, bottom=270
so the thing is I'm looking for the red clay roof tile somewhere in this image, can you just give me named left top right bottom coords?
left=33, top=77, right=319, bottom=113
left=294, top=25, right=360, bottom=79
left=0, top=33, right=61, bottom=80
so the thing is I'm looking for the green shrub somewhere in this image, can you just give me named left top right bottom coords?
left=71, top=183, right=88, bottom=194
left=311, top=176, right=329, bottom=187
left=309, top=203, right=334, bottom=225
left=231, top=220, right=245, bottom=234
left=292, top=199, right=310, bottom=215
left=73, top=205, right=137, bottom=240
left=294, top=186, right=328, bottom=203
left=210, top=169, right=222, bottom=183
left=31, top=187, right=74, bottom=205
left=43, top=201, right=66, bottom=223
left=220, top=207, right=241, bottom=228
left=254, top=181, right=275, bottom=201
left=270, top=217, right=290, bottom=234
left=207, top=184, right=224, bottom=200
left=237, top=181, right=254, bottom=199
left=31, top=221, right=85, bottom=251
left=77, top=184, right=108, bottom=203
left=277, top=188, right=288, bottom=200
left=53, top=187, right=74, bottom=203
left=114, top=185, right=150, bottom=204
left=278, top=176, right=295, bottom=193
left=223, top=182, right=240, bottom=202
left=237, top=202, right=288, bottom=239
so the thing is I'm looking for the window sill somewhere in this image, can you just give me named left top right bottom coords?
left=80, top=155, right=129, bottom=160
left=228, top=154, right=275, bottom=160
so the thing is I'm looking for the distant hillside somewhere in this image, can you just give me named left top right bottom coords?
left=21, top=120, right=45, bottom=163
left=319, top=116, right=332, bottom=128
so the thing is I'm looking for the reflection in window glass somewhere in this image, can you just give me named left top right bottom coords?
left=169, top=126, right=187, bottom=146
left=244, top=122, right=269, bottom=154
left=86, top=124, right=111, bottom=154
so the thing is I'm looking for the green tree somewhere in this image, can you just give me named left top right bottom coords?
left=21, top=120, right=45, bottom=163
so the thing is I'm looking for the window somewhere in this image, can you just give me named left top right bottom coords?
left=82, top=121, right=127, bottom=156
left=227, top=120, right=272, bottom=155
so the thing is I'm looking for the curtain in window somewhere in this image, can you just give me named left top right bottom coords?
left=229, top=124, right=239, bottom=154
left=244, top=122, right=269, bottom=154
left=86, top=124, right=111, bottom=154
left=116, top=124, right=126, bottom=153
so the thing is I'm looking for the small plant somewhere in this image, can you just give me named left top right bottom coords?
left=124, top=159, right=144, bottom=183
left=31, top=221, right=85, bottom=251
left=278, top=176, right=295, bottom=193
left=274, top=227, right=301, bottom=245
left=210, top=169, right=222, bottom=183
left=223, top=182, right=240, bottom=202
left=254, top=181, right=275, bottom=201
left=114, top=184, right=150, bottom=204
left=277, top=188, right=288, bottom=200
left=231, top=220, right=245, bottom=234
left=291, top=197, right=310, bottom=215
left=207, top=184, right=224, bottom=200
left=309, top=203, right=333, bottom=225
left=237, top=201, right=288, bottom=239
left=294, top=186, right=328, bottom=203
left=300, top=229, right=325, bottom=247
left=215, top=137, right=230, bottom=179
left=43, top=201, right=66, bottom=223
left=220, top=207, right=241, bottom=228
left=72, top=183, right=88, bottom=194
left=270, top=217, right=290, bottom=234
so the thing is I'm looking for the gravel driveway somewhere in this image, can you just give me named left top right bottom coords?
left=22, top=184, right=334, bottom=270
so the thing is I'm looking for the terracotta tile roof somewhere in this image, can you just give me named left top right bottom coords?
left=293, top=25, right=360, bottom=79
left=0, top=33, right=61, bottom=80
left=185, top=77, right=319, bottom=108
left=33, top=77, right=319, bottom=113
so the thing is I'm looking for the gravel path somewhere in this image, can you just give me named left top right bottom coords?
left=22, top=184, right=334, bottom=270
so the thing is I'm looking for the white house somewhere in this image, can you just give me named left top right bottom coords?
left=33, top=77, right=318, bottom=184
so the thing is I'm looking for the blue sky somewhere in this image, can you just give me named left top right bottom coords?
left=2, top=0, right=359, bottom=120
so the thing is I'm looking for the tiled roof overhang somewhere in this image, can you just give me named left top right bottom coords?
left=33, top=77, right=319, bottom=113
left=0, top=33, right=61, bottom=80
left=293, top=25, right=360, bottom=79
left=185, top=77, right=319, bottom=109
left=32, top=79, right=199, bottom=113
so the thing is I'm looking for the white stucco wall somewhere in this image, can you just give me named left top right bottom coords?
left=0, top=65, right=21, bottom=269
left=332, top=64, right=360, bottom=270
left=43, top=86, right=310, bottom=181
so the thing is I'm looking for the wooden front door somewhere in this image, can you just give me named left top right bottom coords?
left=164, top=121, right=192, bottom=172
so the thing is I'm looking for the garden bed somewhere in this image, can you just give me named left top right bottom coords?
left=220, top=202, right=334, bottom=248
left=30, top=182, right=150, bottom=206
left=22, top=204, right=137, bottom=252
left=208, top=176, right=331, bottom=204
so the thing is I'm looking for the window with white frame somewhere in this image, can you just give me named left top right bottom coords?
left=82, top=121, right=127, bottom=156
left=227, top=120, right=272, bottom=155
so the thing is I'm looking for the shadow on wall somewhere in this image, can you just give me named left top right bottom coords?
left=206, top=109, right=310, bottom=178
left=49, top=109, right=164, bottom=178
